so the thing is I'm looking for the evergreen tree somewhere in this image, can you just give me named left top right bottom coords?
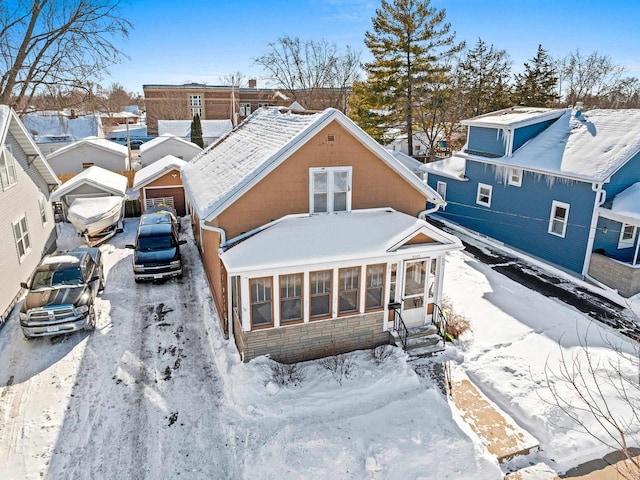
left=347, top=81, right=390, bottom=144
left=362, top=0, right=463, bottom=154
left=455, top=38, right=512, bottom=118
left=190, top=114, right=204, bottom=148
left=513, top=45, right=559, bottom=106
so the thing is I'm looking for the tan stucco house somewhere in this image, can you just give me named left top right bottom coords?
left=182, top=106, right=463, bottom=363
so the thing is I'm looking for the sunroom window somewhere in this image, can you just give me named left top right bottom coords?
left=280, top=273, right=303, bottom=323
left=338, top=267, right=360, bottom=314
left=310, top=167, right=352, bottom=214
left=365, top=264, right=385, bottom=311
left=250, top=277, right=272, bottom=328
left=310, top=270, right=332, bottom=319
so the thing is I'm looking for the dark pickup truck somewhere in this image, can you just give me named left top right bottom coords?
left=19, top=248, right=104, bottom=338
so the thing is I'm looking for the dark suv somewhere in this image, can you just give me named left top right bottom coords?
left=19, top=248, right=104, bottom=338
left=127, top=212, right=186, bottom=282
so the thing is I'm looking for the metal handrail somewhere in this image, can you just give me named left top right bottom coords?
left=388, top=302, right=408, bottom=349
left=432, top=303, right=449, bottom=341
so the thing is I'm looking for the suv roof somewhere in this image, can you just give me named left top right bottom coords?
left=138, top=222, right=173, bottom=237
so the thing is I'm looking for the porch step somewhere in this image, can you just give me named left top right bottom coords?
left=407, top=323, right=438, bottom=338
left=392, top=324, right=445, bottom=357
left=406, top=333, right=442, bottom=351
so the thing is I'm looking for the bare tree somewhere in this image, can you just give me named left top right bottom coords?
left=0, top=0, right=131, bottom=114
left=218, top=71, right=247, bottom=88
left=558, top=50, right=626, bottom=106
left=544, top=332, right=640, bottom=479
left=254, top=36, right=360, bottom=112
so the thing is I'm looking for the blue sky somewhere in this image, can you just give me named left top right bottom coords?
left=107, top=0, right=640, bottom=94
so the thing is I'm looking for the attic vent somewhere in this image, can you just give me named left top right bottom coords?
left=327, top=133, right=335, bottom=142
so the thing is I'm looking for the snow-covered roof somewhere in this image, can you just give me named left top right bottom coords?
left=46, top=136, right=128, bottom=159
left=50, top=166, right=127, bottom=201
left=133, top=155, right=187, bottom=189
left=461, top=106, right=566, bottom=128
left=139, top=133, right=202, bottom=153
left=0, top=105, right=60, bottom=186
left=422, top=155, right=468, bottom=181
left=386, top=150, right=425, bottom=177
left=183, top=107, right=444, bottom=222
left=158, top=119, right=232, bottom=139
left=221, top=208, right=463, bottom=273
left=22, top=112, right=103, bottom=142
left=600, top=182, right=640, bottom=223
left=468, top=109, right=640, bottom=183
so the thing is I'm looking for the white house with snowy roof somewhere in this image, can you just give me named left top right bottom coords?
left=182, top=106, right=463, bottom=363
left=0, top=106, right=60, bottom=327
left=139, top=134, right=202, bottom=167
left=45, top=136, right=129, bottom=175
left=50, top=166, right=127, bottom=217
left=423, top=106, right=640, bottom=297
left=158, top=119, right=232, bottom=146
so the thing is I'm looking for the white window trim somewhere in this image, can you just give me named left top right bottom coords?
left=240, top=103, right=251, bottom=116
left=1, top=145, right=18, bottom=190
left=13, top=215, right=31, bottom=262
left=548, top=200, right=570, bottom=238
left=191, top=107, right=202, bottom=117
left=476, top=183, right=492, bottom=207
left=309, top=166, right=352, bottom=214
left=508, top=168, right=522, bottom=187
left=618, top=223, right=637, bottom=249
left=189, top=95, right=202, bottom=107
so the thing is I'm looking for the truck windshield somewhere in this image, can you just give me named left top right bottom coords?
left=138, top=235, right=175, bottom=251
left=31, top=267, right=84, bottom=289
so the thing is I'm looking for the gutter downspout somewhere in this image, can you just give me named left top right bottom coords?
left=418, top=201, right=445, bottom=219
left=582, top=183, right=606, bottom=278
left=199, top=223, right=232, bottom=341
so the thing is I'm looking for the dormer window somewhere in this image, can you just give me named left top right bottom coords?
left=309, top=167, right=352, bottom=214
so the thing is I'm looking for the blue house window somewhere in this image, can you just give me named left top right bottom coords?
left=508, top=168, right=522, bottom=187
left=618, top=224, right=637, bottom=249
left=548, top=201, right=570, bottom=238
left=476, top=183, right=492, bottom=207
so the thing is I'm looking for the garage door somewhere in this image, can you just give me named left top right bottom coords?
left=144, top=187, right=186, bottom=215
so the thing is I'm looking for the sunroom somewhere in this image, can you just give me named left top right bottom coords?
left=220, top=208, right=463, bottom=363
left=589, top=183, right=640, bottom=297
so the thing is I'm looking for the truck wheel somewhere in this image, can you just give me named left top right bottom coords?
left=85, top=306, right=96, bottom=331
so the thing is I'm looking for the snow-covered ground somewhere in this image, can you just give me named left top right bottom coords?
left=0, top=218, right=638, bottom=479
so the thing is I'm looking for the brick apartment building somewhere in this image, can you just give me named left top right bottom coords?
left=143, top=81, right=350, bottom=135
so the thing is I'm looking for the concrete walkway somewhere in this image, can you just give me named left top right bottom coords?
left=446, top=366, right=539, bottom=464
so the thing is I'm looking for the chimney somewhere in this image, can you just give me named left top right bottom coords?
left=248, top=79, right=257, bottom=88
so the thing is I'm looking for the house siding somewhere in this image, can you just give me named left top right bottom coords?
left=604, top=151, right=640, bottom=199
left=47, top=145, right=128, bottom=174
left=467, top=126, right=506, bottom=157
left=217, top=120, right=428, bottom=239
left=512, top=120, right=555, bottom=151
left=428, top=160, right=596, bottom=273
left=237, top=311, right=390, bottom=363
left=0, top=131, right=57, bottom=324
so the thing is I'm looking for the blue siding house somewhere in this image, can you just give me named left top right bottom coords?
left=424, top=106, right=640, bottom=297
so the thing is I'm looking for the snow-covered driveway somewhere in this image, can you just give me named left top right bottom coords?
left=0, top=219, right=234, bottom=480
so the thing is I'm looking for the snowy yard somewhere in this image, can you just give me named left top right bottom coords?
left=0, top=218, right=639, bottom=479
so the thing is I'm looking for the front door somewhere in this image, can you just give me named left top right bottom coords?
left=401, top=259, right=428, bottom=328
